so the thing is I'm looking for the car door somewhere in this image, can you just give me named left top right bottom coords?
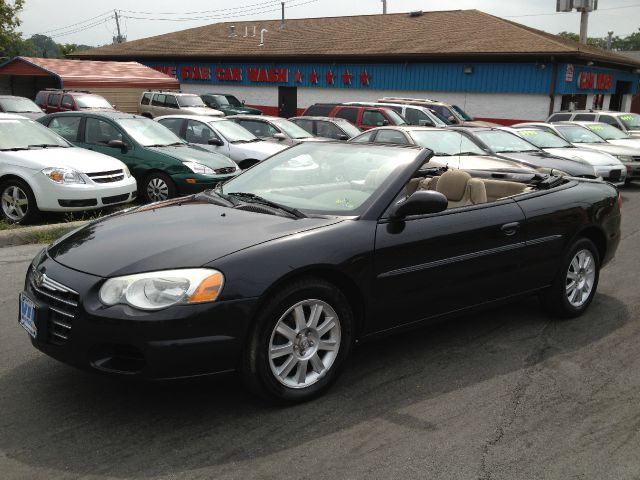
left=60, top=94, right=75, bottom=112
left=185, top=119, right=231, bottom=156
left=77, top=117, right=142, bottom=176
left=47, top=94, right=62, bottom=114
left=360, top=110, right=389, bottom=130
left=371, top=197, right=527, bottom=333
left=157, top=117, right=184, bottom=138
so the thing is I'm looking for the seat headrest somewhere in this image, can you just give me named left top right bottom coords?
left=436, top=170, right=472, bottom=201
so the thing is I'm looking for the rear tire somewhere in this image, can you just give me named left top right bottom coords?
left=242, top=278, right=353, bottom=404
left=540, top=238, right=600, bottom=318
left=141, top=172, right=176, bottom=203
left=0, top=178, right=40, bottom=224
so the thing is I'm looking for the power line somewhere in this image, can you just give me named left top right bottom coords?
left=48, top=17, right=114, bottom=39
left=120, top=0, right=283, bottom=16
left=505, top=3, right=640, bottom=18
left=36, top=10, right=113, bottom=35
left=121, top=0, right=319, bottom=22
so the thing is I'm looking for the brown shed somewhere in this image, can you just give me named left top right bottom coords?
left=0, top=56, right=179, bottom=113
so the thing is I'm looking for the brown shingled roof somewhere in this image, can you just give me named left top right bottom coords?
left=71, top=9, right=640, bottom=67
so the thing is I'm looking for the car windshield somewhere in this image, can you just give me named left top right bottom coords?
left=0, top=118, right=69, bottom=150
left=210, top=95, right=230, bottom=106
left=619, top=113, right=640, bottom=130
left=556, top=125, right=606, bottom=144
left=409, top=130, right=485, bottom=155
left=117, top=118, right=185, bottom=146
left=75, top=95, right=113, bottom=109
left=386, top=109, right=408, bottom=126
left=211, top=120, right=258, bottom=142
left=333, top=119, right=361, bottom=137
left=224, top=95, right=243, bottom=107
left=585, top=123, right=630, bottom=140
left=474, top=130, right=541, bottom=153
left=452, top=105, right=474, bottom=121
left=220, top=142, right=417, bottom=215
left=272, top=119, right=314, bottom=139
left=516, top=129, right=572, bottom=148
left=0, top=97, right=41, bottom=113
left=428, top=108, right=454, bottom=125
left=178, top=96, right=207, bottom=107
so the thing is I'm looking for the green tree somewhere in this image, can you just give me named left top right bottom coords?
left=614, top=29, right=640, bottom=51
left=0, top=0, right=25, bottom=58
left=26, top=33, right=61, bottom=57
left=556, top=31, right=611, bottom=49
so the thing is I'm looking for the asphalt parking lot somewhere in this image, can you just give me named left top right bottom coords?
left=1, top=184, right=639, bottom=480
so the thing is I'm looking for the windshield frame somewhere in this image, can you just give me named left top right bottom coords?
left=219, top=142, right=423, bottom=218
left=452, top=105, right=474, bottom=121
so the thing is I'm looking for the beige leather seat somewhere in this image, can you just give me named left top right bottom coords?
left=482, top=179, right=528, bottom=202
left=434, top=170, right=487, bottom=208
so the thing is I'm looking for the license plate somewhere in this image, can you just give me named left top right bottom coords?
left=19, top=293, right=37, bottom=339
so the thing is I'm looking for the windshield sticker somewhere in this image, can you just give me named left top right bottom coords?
left=519, top=130, right=539, bottom=136
left=588, top=125, right=603, bottom=130
left=621, top=115, right=634, bottom=121
left=335, top=198, right=353, bottom=209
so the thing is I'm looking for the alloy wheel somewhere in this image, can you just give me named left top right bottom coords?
left=146, top=177, right=169, bottom=202
left=565, top=248, right=596, bottom=308
left=268, top=299, right=341, bottom=389
left=1, top=185, right=29, bottom=221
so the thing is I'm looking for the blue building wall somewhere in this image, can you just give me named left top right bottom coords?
left=145, top=60, right=639, bottom=96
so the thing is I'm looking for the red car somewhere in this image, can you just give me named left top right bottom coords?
left=302, top=103, right=407, bottom=130
left=35, top=90, right=115, bottom=114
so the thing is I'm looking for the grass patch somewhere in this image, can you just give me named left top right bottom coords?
left=0, top=220, right=18, bottom=231
left=28, top=227, right=72, bottom=245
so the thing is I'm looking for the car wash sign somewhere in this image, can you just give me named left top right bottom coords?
left=577, top=71, right=613, bottom=90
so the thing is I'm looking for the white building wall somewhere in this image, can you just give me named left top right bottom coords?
left=181, top=83, right=551, bottom=122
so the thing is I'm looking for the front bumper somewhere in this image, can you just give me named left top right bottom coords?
left=32, top=175, right=137, bottom=211
left=593, top=165, right=627, bottom=187
left=622, top=161, right=640, bottom=180
left=22, top=256, right=256, bottom=379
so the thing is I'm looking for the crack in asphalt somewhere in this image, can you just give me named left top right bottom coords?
left=478, top=320, right=552, bottom=480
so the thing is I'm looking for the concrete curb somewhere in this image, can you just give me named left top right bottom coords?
left=0, top=220, right=89, bottom=248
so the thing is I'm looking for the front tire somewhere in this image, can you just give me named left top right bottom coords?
left=141, top=172, right=176, bottom=203
left=540, top=238, right=600, bottom=318
left=0, top=178, right=40, bottom=224
left=242, top=278, right=353, bottom=403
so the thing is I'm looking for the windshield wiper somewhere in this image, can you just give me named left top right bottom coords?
left=0, top=147, right=30, bottom=151
left=28, top=144, right=66, bottom=148
left=227, top=192, right=307, bottom=218
left=457, top=151, right=481, bottom=156
left=194, top=190, right=237, bottom=207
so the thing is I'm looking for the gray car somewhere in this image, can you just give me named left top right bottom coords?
left=0, top=95, right=44, bottom=120
left=517, top=122, right=640, bottom=182
left=453, top=126, right=598, bottom=179
left=227, top=114, right=326, bottom=146
left=156, top=114, right=287, bottom=169
left=139, top=92, right=223, bottom=119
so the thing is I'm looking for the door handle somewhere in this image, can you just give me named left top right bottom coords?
left=501, top=222, right=520, bottom=236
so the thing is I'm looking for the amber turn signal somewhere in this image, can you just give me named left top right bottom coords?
left=189, top=272, right=224, bottom=303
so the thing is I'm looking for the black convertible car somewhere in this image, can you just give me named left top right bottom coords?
left=19, top=142, right=621, bottom=403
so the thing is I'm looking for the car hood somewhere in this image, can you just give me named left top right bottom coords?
left=570, top=142, right=640, bottom=156
left=221, top=106, right=262, bottom=115
left=542, top=147, right=622, bottom=166
left=429, top=154, right=535, bottom=173
left=232, top=140, right=288, bottom=158
left=495, top=151, right=596, bottom=176
left=606, top=138, right=640, bottom=150
left=7, top=111, right=44, bottom=120
left=148, top=144, right=236, bottom=168
left=0, top=146, right=126, bottom=173
left=48, top=198, right=343, bottom=277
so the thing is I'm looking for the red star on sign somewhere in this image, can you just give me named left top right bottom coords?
left=309, top=69, right=318, bottom=84
left=326, top=70, right=334, bottom=85
left=360, top=70, right=370, bottom=86
left=342, top=70, right=352, bottom=85
left=294, top=70, right=303, bottom=83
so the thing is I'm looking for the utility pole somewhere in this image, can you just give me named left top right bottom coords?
left=382, top=0, right=387, bottom=14
left=114, top=9, right=124, bottom=44
left=579, top=9, right=589, bottom=44
left=280, top=2, right=285, bottom=29
left=607, top=30, right=614, bottom=50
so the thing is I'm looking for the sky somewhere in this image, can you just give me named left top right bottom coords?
left=16, top=0, right=640, bottom=47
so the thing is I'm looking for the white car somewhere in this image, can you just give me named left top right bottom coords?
left=0, top=114, right=137, bottom=223
left=570, top=121, right=640, bottom=150
left=515, top=121, right=640, bottom=182
left=155, top=114, right=287, bottom=169
left=507, top=126, right=626, bottom=186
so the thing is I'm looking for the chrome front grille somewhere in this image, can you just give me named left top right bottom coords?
left=87, top=169, right=125, bottom=183
left=28, top=268, right=79, bottom=345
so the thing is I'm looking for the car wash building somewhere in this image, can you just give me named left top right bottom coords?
left=70, top=9, right=640, bottom=124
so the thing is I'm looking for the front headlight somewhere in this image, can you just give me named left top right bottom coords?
left=616, top=155, right=633, bottom=162
left=41, top=167, right=85, bottom=184
left=183, top=161, right=216, bottom=175
left=123, top=164, right=131, bottom=178
left=99, top=268, right=224, bottom=311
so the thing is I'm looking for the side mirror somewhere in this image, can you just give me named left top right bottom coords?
left=337, top=134, right=349, bottom=141
left=107, top=139, right=128, bottom=151
left=61, top=103, right=73, bottom=109
left=273, top=132, right=287, bottom=140
left=382, top=120, right=390, bottom=126
left=208, top=138, right=224, bottom=146
left=242, top=99, right=246, bottom=105
left=448, top=116, right=457, bottom=123
left=390, top=190, right=448, bottom=219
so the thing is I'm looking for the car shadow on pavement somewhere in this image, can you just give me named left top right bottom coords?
left=0, top=293, right=628, bottom=478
